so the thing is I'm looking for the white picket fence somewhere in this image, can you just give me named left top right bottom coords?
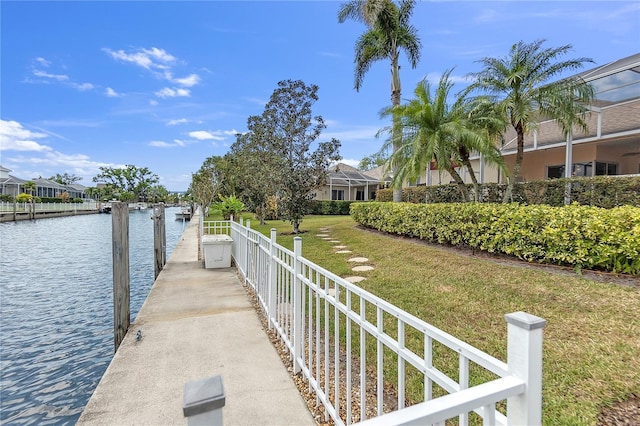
left=0, top=201, right=99, bottom=212
left=203, top=218, right=546, bottom=426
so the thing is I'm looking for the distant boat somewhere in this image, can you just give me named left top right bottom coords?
left=175, top=207, right=191, bottom=221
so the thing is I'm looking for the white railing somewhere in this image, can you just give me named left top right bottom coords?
left=0, top=201, right=99, bottom=212
left=206, top=219, right=546, bottom=426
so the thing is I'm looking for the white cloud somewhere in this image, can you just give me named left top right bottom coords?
left=149, top=140, right=174, bottom=147
left=102, top=46, right=175, bottom=70
left=155, top=87, right=190, bottom=98
left=35, top=57, right=51, bottom=67
left=72, top=82, right=94, bottom=91
left=105, top=87, right=122, bottom=97
left=166, top=118, right=188, bottom=126
left=33, top=69, right=69, bottom=81
left=0, top=120, right=52, bottom=152
left=173, top=73, right=200, bottom=87
left=149, top=99, right=159, bottom=106
left=188, top=129, right=240, bottom=141
left=189, top=130, right=220, bottom=140
left=149, top=139, right=187, bottom=148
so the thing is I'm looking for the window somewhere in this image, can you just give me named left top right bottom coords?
left=595, top=162, right=618, bottom=176
left=355, top=190, right=365, bottom=200
left=547, top=162, right=597, bottom=179
left=331, top=189, right=344, bottom=201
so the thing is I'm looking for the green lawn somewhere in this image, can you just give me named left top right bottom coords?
left=211, top=213, right=640, bottom=425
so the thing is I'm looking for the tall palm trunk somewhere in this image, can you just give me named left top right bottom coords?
left=391, top=49, right=403, bottom=202
left=503, top=123, right=525, bottom=203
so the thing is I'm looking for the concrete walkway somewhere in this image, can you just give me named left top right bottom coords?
left=78, top=212, right=314, bottom=426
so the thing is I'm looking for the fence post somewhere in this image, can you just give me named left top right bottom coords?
left=244, top=220, right=251, bottom=278
left=505, top=311, right=547, bottom=426
left=293, top=237, right=303, bottom=374
left=112, top=202, right=130, bottom=352
left=153, top=204, right=166, bottom=280
left=268, top=228, right=277, bottom=330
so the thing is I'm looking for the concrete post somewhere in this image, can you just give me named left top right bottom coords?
left=505, top=311, right=547, bottom=426
left=268, top=228, right=277, bottom=330
left=152, top=204, right=166, bottom=280
left=293, top=237, right=303, bottom=374
left=183, top=375, right=225, bottom=426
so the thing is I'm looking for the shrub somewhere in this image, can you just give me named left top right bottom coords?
left=16, top=193, right=32, bottom=203
left=216, top=194, right=245, bottom=220
left=309, top=200, right=354, bottom=215
left=350, top=202, right=640, bottom=275
left=375, top=176, right=640, bottom=208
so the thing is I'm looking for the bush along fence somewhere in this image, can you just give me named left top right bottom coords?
left=375, top=175, right=640, bottom=208
left=350, top=202, right=640, bottom=275
left=309, top=200, right=355, bottom=215
left=204, top=218, right=547, bottom=426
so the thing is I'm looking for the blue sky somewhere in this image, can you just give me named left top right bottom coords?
left=1, top=1, right=639, bottom=191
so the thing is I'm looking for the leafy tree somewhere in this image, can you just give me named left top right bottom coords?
left=93, top=165, right=159, bottom=202
left=148, top=185, right=169, bottom=203
left=260, top=80, right=341, bottom=233
left=339, top=0, right=421, bottom=202
left=382, top=70, right=506, bottom=201
left=358, top=152, right=388, bottom=171
left=466, top=39, right=594, bottom=202
left=228, top=123, right=283, bottom=225
left=190, top=156, right=225, bottom=216
left=22, top=180, right=36, bottom=196
left=49, top=173, right=82, bottom=185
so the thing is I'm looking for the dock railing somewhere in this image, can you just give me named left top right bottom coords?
left=204, top=218, right=546, bottom=426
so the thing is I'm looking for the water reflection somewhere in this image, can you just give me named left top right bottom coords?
left=0, top=208, right=187, bottom=425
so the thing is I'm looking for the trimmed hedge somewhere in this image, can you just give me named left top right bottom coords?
left=309, top=200, right=354, bottom=215
left=375, top=176, right=640, bottom=208
left=350, top=202, right=640, bottom=275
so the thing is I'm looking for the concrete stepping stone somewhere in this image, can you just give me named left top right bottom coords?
left=333, top=245, right=347, bottom=249
left=352, top=265, right=374, bottom=272
left=319, top=228, right=329, bottom=231
left=344, top=276, right=366, bottom=283
left=328, top=240, right=340, bottom=243
left=335, top=250, right=353, bottom=254
left=316, top=234, right=330, bottom=237
left=347, top=257, right=369, bottom=263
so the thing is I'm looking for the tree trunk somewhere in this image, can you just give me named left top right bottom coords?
left=503, top=124, right=525, bottom=203
left=391, top=49, right=403, bottom=203
left=447, top=167, right=469, bottom=202
left=459, top=147, right=480, bottom=202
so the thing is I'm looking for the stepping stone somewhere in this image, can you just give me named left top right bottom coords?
left=344, top=276, right=366, bottom=283
left=333, top=245, right=347, bottom=249
left=321, top=237, right=332, bottom=240
left=352, top=265, right=374, bottom=272
left=327, top=288, right=336, bottom=296
left=329, top=240, right=340, bottom=243
left=316, top=234, right=330, bottom=237
left=347, top=257, right=369, bottom=263
left=335, top=250, right=353, bottom=254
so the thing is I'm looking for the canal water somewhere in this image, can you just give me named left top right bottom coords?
left=0, top=208, right=189, bottom=425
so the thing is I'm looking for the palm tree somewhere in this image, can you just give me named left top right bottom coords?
left=338, top=0, right=421, bottom=202
left=382, top=70, right=506, bottom=202
left=466, top=39, right=594, bottom=202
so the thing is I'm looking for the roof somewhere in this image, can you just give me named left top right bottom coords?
left=577, top=52, right=640, bottom=82
left=327, top=163, right=382, bottom=186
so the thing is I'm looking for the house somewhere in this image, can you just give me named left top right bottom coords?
left=0, top=165, right=26, bottom=196
left=0, top=165, right=88, bottom=199
left=412, top=52, right=640, bottom=187
left=315, top=163, right=386, bottom=201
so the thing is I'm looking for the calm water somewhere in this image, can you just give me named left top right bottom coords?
left=0, top=208, right=188, bottom=425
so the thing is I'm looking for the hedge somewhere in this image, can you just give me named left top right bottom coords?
left=309, top=200, right=354, bottom=215
left=375, top=176, right=640, bottom=208
left=350, top=202, right=640, bottom=275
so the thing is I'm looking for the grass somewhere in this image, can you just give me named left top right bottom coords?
left=208, top=212, right=640, bottom=425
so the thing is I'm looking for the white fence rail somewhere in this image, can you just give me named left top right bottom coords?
left=0, top=201, right=99, bottom=212
left=205, top=219, right=546, bottom=426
